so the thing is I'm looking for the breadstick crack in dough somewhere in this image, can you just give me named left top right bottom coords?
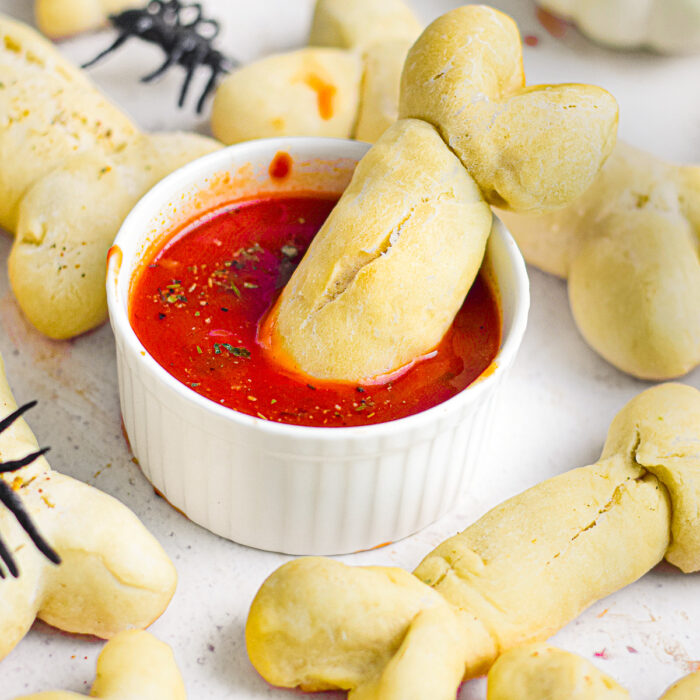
left=246, top=383, right=700, bottom=698
left=0, top=353, right=178, bottom=661
left=266, top=118, right=493, bottom=382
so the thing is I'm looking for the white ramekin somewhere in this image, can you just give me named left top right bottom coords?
left=107, top=137, right=529, bottom=555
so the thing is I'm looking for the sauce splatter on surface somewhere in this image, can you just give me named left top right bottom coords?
left=130, top=195, right=501, bottom=427
left=536, top=7, right=569, bottom=38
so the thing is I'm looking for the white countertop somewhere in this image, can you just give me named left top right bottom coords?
left=0, top=1, right=699, bottom=698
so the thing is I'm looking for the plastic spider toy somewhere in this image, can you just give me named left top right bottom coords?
left=83, top=0, right=236, bottom=113
left=0, top=401, right=60, bottom=578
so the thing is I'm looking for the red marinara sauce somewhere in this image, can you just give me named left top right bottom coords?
left=129, top=195, right=501, bottom=428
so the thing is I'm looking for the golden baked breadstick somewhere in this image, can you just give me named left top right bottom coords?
left=487, top=643, right=700, bottom=700
left=246, top=383, right=700, bottom=697
left=399, top=5, right=618, bottom=211
left=268, top=5, right=618, bottom=381
left=309, top=0, right=422, bottom=51
left=660, top=670, right=700, bottom=700
left=0, top=14, right=220, bottom=339
left=211, top=48, right=362, bottom=144
left=35, top=0, right=141, bottom=39
left=497, top=142, right=700, bottom=380
left=265, top=118, right=491, bottom=381
left=536, top=0, right=700, bottom=54
left=354, top=39, right=413, bottom=143
left=13, top=630, right=186, bottom=699
left=487, top=644, right=629, bottom=699
left=212, top=0, right=421, bottom=146
left=0, top=354, right=177, bottom=660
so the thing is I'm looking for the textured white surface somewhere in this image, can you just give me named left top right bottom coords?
left=0, top=1, right=699, bottom=698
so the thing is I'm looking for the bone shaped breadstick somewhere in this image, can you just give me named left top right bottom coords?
left=497, top=142, right=700, bottom=380
left=211, top=0, right=421, bottom=146
left=487, top=643, right=700, bottom=700
left=13, top=630, right=186, bottom=700
left=0, top=354, right=177, bottom=660
left=246, top=382, right=700, bottom=698
left=35, top=0, right=141, bottom=39
left=399, top=5, right=618, bottom=212
left=265, top=5, right=617, bottom=382
left=0, top=14, right=220, bottom=339
left=487, top=644, right=630, bottom=699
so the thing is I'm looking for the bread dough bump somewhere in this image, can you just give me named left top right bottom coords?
left=354, top=39, right=413, bottom=143
left=660, top=670, right=700, bottom=700
left=211, top=48, right=362, bottom=144
left=266, top=118, right=492, bottom=382
left=399, top=5, right=618, bottom=211
left=212, top=0, right=422, bottom=146
left=35, top=0, right=142, bottom=39
left=0, top=354, right=177, bottom=660
left=0, top=14, right=220, bottom=339
left=487, top=643, right=700, bottom=700
left=309, top=0, right=422, bottom=51
left=246, top=383, right=700, bottom=696
left=497, top=142, right=700, bottom=379
left=12, top=630, right=186, bottom=699
left=486, top=644, right=630, bottom=700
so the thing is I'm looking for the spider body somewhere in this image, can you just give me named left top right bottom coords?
left=84, top=0, right=235, bottom=113
left=0, top=401, right=60, bottom=578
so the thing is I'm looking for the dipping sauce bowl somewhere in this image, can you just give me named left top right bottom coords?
left=106, top=137, right=529, bottom=555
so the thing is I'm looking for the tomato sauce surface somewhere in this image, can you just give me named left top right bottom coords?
left=129, top=195, right=501, bottom=427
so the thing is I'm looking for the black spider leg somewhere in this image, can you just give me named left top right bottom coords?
left=0, top=479, right=61, bottom=576
left=0, top=447, right=50, bottom=474
left=178, top=43, right=209, bottom=108
left=0, top=401, right=61, bottom=576
left=196, top=55, right=234, bottom=114
left=0, top=400, right=38, bottom=435
left=140, top=42, right=188, bottom=83
left=0, top=533, right=16, bottom=578
left=81, top=31, right=132, bottom=69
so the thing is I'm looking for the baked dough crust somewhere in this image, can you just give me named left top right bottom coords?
left=486, top=644, right=630, bottom=700
left=211, top=48, right=362, bottom=144
left=498, top=142, right=700, bottom=379
left=267, top=118, right=492, bottom=382
left=13, top=630, right=186, bottom=699
left=0, top=354, right=177, bottom=660
left=309, top=0, right=422, bottom=51
left=0, top=14, right=220, bottom=339
left=399, top=5, right=618, bottom=211
left=246, top=383, right=700, bottom=696
left=35, top=0, right=141, bottom=39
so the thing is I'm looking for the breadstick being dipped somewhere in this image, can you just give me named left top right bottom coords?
left=0, top=353, right=177, bottom=660
left=266, top=5, right=617, bottom=382
left=246, top=383, right=700, bottom=698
